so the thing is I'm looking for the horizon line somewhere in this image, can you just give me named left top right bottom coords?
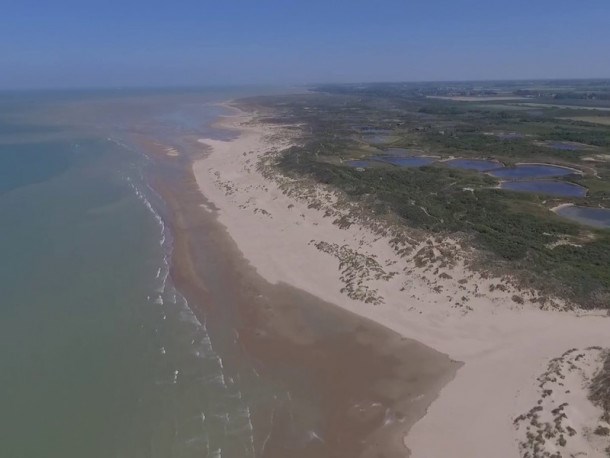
left=2, top=76, right=610, bottom=93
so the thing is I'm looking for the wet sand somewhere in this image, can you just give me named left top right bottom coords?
left=138, top=134, right=459, bottom=457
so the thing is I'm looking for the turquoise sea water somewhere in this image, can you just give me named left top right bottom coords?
left=0, top=89, right=286, bottom=458
left=0, top=131, right=167, bottom=457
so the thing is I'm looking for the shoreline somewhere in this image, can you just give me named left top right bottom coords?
left=137, top=114, right=459, bottom=457
left=193, top=105, right=610, bottom=457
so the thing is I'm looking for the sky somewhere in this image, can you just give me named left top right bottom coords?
left=1, top=0, right=609, bottom=89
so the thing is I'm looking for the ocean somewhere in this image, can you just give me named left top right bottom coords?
left=0, top=89, right=272, bottom=458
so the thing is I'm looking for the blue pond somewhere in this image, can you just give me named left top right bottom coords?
left=378, top=156, right=436, bottom=167
left=488, top=164, right=579, bottom=179
left=556, top=206, right=610, bottom=229
left=445, top=159, right=503, bottom=171
left=500, top=180, right=587, bottom=197
left=346, top=159, right=378, bottom=168
left=547, top=142, right=582, bottom=151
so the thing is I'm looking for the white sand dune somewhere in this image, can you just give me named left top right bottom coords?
left=193, top=110, right=610, bottom=457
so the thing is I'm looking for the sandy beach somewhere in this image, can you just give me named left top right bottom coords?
left=137, top=115, right=458, bottom=457
left=193, top=106, right=610, bottom=457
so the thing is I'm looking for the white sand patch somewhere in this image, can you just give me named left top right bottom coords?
left=582, top=154, right=610, bottom=162
left=165, top=147, right=179, bottom=157
left=514, top=348, right=610, bottom=457
left=550, top=203, right=575, bottom=213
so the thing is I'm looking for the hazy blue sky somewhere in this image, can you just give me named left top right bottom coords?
left=2, top=0, right=609, bottom=88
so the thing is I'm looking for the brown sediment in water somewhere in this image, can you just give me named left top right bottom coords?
left=133, top=130, right=459, bottom=457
